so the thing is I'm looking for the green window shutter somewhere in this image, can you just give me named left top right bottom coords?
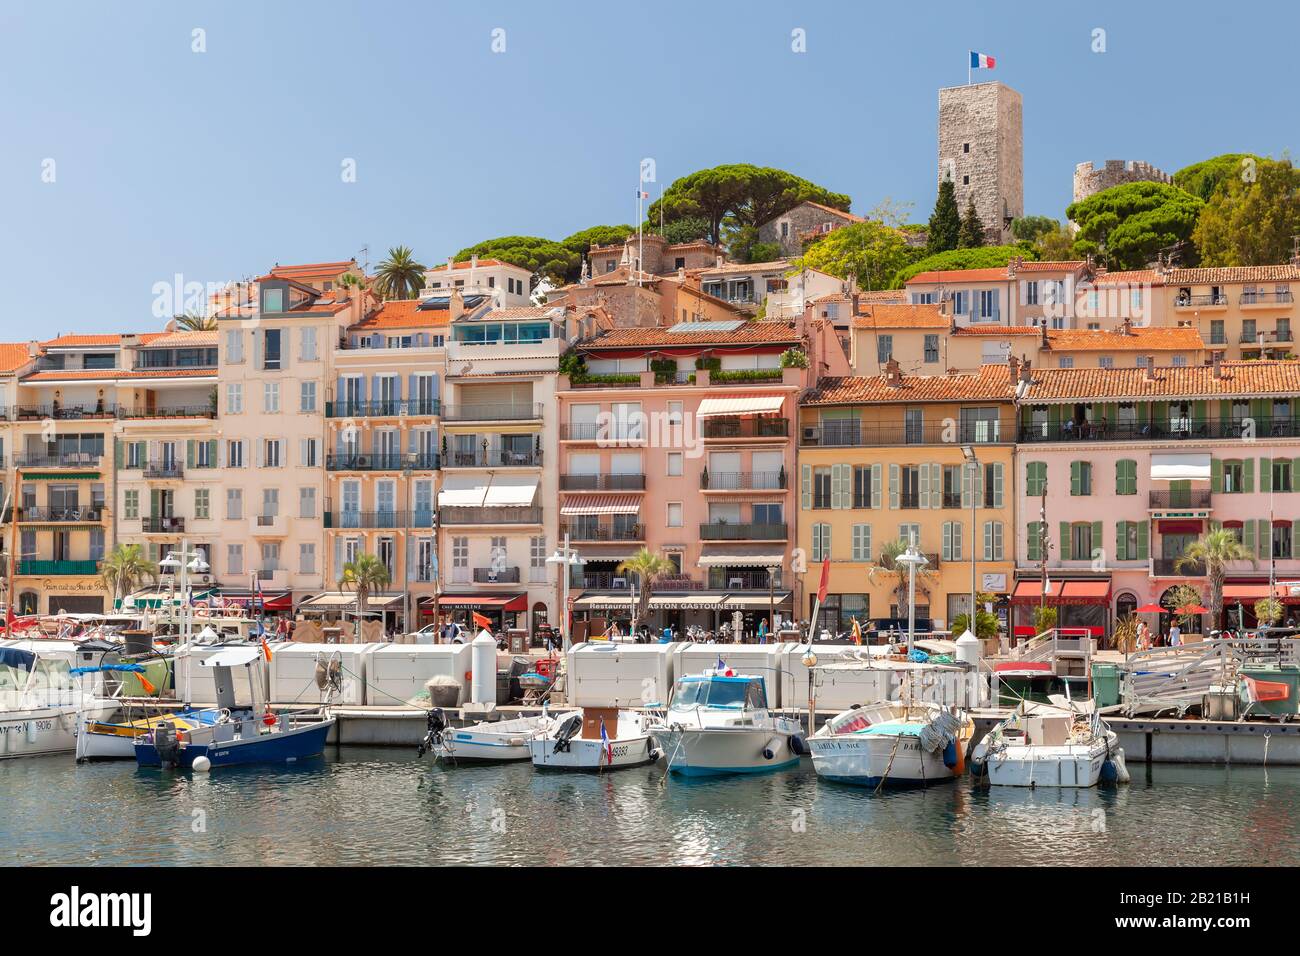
left=1244, top=458, right=1255, bottom=493
left=1294, top=458, right=1300, bottom=487
left=1259, top=520, right=1271, bottom=560
left=983, top=520, right=992, bottom=561
left=1293, top=521, right=1300, bottom=559
left=1136, top=520, right=1148, bottom=561
left=930, top=463, right=942, bottom=510
left=1060, top=522, right=1071, bottom=559
left=960, top=465, right=971, bottom=509
left=1027, top=522, right=1041, bottom=561
left=992, top=462, right=1004, bottom=508
left=942, top=522, right=952, bottom=561
left=1244, top=519, right=1256, bottom=554
left=1211, top=457, right=1223, bottom=493
left=208, top=439, right=218, bottom=466
left=1026, top=461, right=1042, bottom=497
left=186, top=440, right=196, bottom=469
left=1115, top=521, right=1127, bottom=561
left=975, top=464, right=986, bottom=506
left=1116, top=459, right=1136, bottom=495
left=1070, top=461, right=1081, bottom=496
left=952, top=521, right=962, bottom=561
left=1048, top=405, right=1061, bottom=428
left=918, top=463, right=930, bottom=510
left=831, top=463, right=847, bottom=509
left=1261, top=457, right=1273, bottom=493
left=871, top=463, right=882, bottom=510
left=889, top=464, right=899, bottom=509
left=1091, top=521, right=1102, bottom=560
left=800, top=464, right=811, bottom=510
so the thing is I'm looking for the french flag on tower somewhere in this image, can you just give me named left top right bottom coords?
left=970, top=51, right=996, bottom=70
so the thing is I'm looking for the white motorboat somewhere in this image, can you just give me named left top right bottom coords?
left=808, top=700, right=974, bottom=788
left=650, top=668, right=806, bottom=776
left=529, top=707, right=659, bottom=771
left=970, top=701, right=1128, bottom=788
left=418, top=706, right=578, bottom=763
left=0, top=639, right=117, bottom=759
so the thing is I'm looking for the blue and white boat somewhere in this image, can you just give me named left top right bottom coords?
left=134, top=646, right=334, bottom=769
left=807, top=700, right=974, bottom=788
left=649, top=668, right=806, bottom=777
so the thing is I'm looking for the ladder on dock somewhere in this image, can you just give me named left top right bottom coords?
left=1120, top=637, right=1300, bottom=716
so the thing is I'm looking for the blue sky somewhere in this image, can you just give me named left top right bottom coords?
left=2, top=0, right=1296, bottom=335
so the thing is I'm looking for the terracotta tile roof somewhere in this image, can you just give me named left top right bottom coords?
left=350, top=299, right=448, bottom=332
left=41, top=334, right=122, bottom=348
left=811, top=289, right=907, bottom=308
left=1023, top=361, right=1300, bottom=402
left=803, top=365, right=1015, bottom=406
left=953, top=325, right=1043, bottom=336
left=429, top=258, right=520, bottom=272
left=143, top=330, right=217, bottom=347
left=584, top=321, right=798, bottom=349
left=0, top=343, right=33, bottom=374
left=1016, top=260, right=1086, bottom=272
left=851, top=303, right=948, bottom=329
left=1045, top=326, right=1204, bottom=352
left=907, top=261, right=1085, bottom=285
left=697, top=259, right=791, bottom=276
left=21, top=367, right=217, bottom=383
left=483, top=307, right=562, bottom=320
left=1164, top=265, right=1300, bottom=285
left=796, top=201, right=863, bottom=222
left=268, top=260, right=357, bottom=280
left=1092, top=269, right=1164, bottom=286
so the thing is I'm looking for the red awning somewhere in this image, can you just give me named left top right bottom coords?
left=436, top=593, right=529, bottom=613
left=1158, top=519, right=1204, bottom=534
left=1010, top=580, right=1047, bottom=605
left=1060, top=581, right=1111, bottom=605
left=220, top=591, right=292, bottom=610
left=1223, top=584, right=1272, bottom=601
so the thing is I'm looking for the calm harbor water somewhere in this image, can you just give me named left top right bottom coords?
left=3, top=749, right=1298, bottom=866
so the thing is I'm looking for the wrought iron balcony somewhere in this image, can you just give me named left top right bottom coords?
left=439, top=506, right=543, bottom=525
left=20, top=507, right=104, bottom=523
left=700, top=417, right=789, bottom=439
left=325, top=399, right=441, bottom=418
left=473, top=566, right=521, bottom=584
left=326, top=453, right=440, bottom=471
left=1149, top=489, right=1212, bottom=509
left=699, top=522, right=788, bottom=540
left=444, top=448, right=542, bottom=468
left=325, top=510, right=435, bottom=530
left=143, top=462, right=184, bottom=479
left=142, top=516, right=185, bottom=533
left=700, top=471, right=787, bottom=490
left=559, top=474, right=646, bottom=491
left=560, top=521, right=644, bottom=541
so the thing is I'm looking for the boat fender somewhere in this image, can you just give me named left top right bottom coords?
left=192, top=755, right=212, bottom=773
left=789, top=734, right=807, bottom=756
left=762, top=735, right=782, bottom=760
left=1102, top=746, right=1131, bottom=785
left=506, top=737, right=525, bottom=747
left=943, top=739, right=958, bottom=769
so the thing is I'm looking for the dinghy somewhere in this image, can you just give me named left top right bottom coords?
left=808, top=700, right=974, bottom=788
left=529, top=707, right=658, bottom=771
left=970, top=701, right=1128, bottom=788
left=418, top=706, right=578, bottom=763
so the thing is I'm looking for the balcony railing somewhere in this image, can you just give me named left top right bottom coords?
left=142, top=516, right=185, bottom=533
left=117, top=405, right=216, bottom=420
left=14, top=404, right=116, bottom=421
left=13, top=453, right=105, bottom=468
left=143, top=462, right=184, bottom=479
left=20, top=507, right=104, bottom=523
left=1239, top=291, right=1293, bottom=305
left=17, top=559, right=101, bottom=576
left=441, top=403, right=543, bottom=422
left=800, top=423, right=1004, bottom=447
left=326, top=453, right=441, bottom=471
left=700, top=471, right=787, bottom=490
left=473, top=566, right=521, bottom=584
left=1152, top=558, right=1206, bottom=577
left=559, top=474, right=646, bottom=491
left=325, top=510, right=435, bottom=530
left=1175, top=294, right=1228, bottom=307
left=440, top=506, right=543, bottom=525
left=560, top=522, right=644, bottom=541
left=1019, top=416, right=1300, bottom=443
left=699, top=522, right=788, bottom=540
left=558, top=423, right=643, bottom=442
left=707, top=569, right=781, bottom=590
left=1239, top=329, right=1293, bottom=344
left=1149, top=489, right=1212, bottom=509
left=325, top=399, right=441, bottom=418
left=701, top=417, right=789, bottom=439
left=445, top=449, right=542, bottom=468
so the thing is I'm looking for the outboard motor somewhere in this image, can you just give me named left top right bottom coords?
left=153, top=721, right=180, bottom=767
left=417, top=708, right=449, bottom=758
left=552, top=713, right=582, bottom=754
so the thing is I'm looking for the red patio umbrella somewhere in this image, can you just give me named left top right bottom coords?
left=1177, top=604, right=1209, bottom=615
left=1136, top=603, right=1165, bottom=613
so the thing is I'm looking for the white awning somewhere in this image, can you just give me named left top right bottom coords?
left=573, top=594, right=632, bottom=609
left=483, top=474, right=539, bottom=507
left=696, top=394, right=785, bottom=418
left=1151, top=453, right=1211, bottom=481
left=697, top=546, right=785, bottom=568
left=559, top=496, right=641, bottom=516
left=649, top=594, right=725, bottom=609
left=438, top=476, right=487, bottom=507
left=198, top=647, right=261, bottom=668
left=719, top=592, right=793, bottom=608
left=300, top=592, right=404, bottom=610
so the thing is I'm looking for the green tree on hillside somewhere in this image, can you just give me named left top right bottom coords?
left=455, top=236, right=579, bottom=288
left=891, top=244, right=1037, bottom=288
left=1193, top=157, right=1300, bottom=266
left=1174, top=153, right=1261, bottom=202
left=958, top=195, right=986, bottom=248
left=1066, top=182, right=1204, bottom=270
left=926, top=179, right=961, bottom=254
left=1011, top=215, right=1059, bottom=244
left=794, top=220, right=910, bottom=291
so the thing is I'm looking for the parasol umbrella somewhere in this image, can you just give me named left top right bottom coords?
left=1136, top=603, right=1165, bottom=613
left=1177, top=604, right=1209, bottom=615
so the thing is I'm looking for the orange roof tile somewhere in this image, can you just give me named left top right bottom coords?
left=907, top=261, right=1084, bottom=285
left=851, top=304, right=948, bottom=329
left=1045, top=326, right=1204, bottom=352
left=803, top=365, right=1015, bottom=405
left=1023, top=361, right=1300, bottom=402
left=1092, top=269, right=1163, bottom=286
left=21, top=367, right=216, bottom=383
left=584, top=321, right=798, bottom=349
left=350, top=299, right=448, bottom=332
left=1164, top=265, right=1300, bottom=285
left=697, top=259, right=791, bottom=276
left=0, top=343, right=34, bottom=374
left=143, top=330, right=217, bottom=347
left=953, top=325, right=1042, bottom=336
left=41, top=334, right=122, bottom=348
left=268, top=260, right=357, bottom=279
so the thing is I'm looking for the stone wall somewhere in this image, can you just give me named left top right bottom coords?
left=759, top=202, right=858, bottom=256
left=1073, top=160, right=1172, bottom=204
left=937, top=82, right=1023, bottom=244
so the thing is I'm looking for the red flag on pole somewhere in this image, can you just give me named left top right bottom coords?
left=816, top=557, right=830, bottom=604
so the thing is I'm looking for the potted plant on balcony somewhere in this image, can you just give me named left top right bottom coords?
left=1175, top=528, right=1254, bottom=631
left=99, top=544, right=157, bottom=607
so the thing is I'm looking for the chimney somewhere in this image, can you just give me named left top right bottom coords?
left=1019, top=358, right=1033, bottom=385
left=1142, top=357, right=1156, bottom=382
left=449, top=288, right=464, bottom=323
left=1121, top=316, right=1133, bottom=336
left=27, top=340, right=39, bottom=358
left=446, top=257, right=454, bottom=279
left=884, top=358, right=903, bottom=387
left=1007, top=256, right=1022, bottom=278
left=851, top=292, right=860, bottom=315
left=1212, top=353, right=1223, bottom=379
left=1008, top=354, right=1021, bottom=386
left=716, top=256, right=724, bottom=269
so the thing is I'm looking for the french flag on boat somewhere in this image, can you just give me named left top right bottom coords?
left=715, top=657, right=734, bottom=677
left=970, top=51, right=996, bottom=69
left=600, top=719, right=613, bottom=765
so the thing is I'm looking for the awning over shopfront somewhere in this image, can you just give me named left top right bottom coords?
left=300, top=592, right=404, bottom=610
left=717, top=591, right=793, bottom=608
left=560, top=496, right=641, bottom=516
left=438, top=476, right=487, bottom=507
left=1223, top=583, right=1273, bottom=601
left=436, top=593, right=529, bottom=612
left=572, top=591, right=790, bottom=611
left=216, top=589, right=293, bottom=611
left=697, top=546, right=785, bottom=568
left=120, top=586, right=218, bottom=609
left=696, top=394, right=786, bottom=418
left=484, top=475, right=539, bottom=507
left=1157, top=519, right=1204, bottom=534
left=1151, top=453, right=1211, bottom=481
left=1011, top=579, right=1111, bottom=606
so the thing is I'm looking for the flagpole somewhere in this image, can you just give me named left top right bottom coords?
left=967, top=52, right=971, bottom=86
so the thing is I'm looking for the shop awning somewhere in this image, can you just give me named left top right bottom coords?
left=1223, top=584, right=1272, bottom=601
left=650, top=594, right=725, bottom=610
left=1158, top=519, right=1204, bottom=534
left=718, top=592, right=793, bottom=608
left=1011, top=579, right=1111, bottom=606
left=696, top=394, right=785, bottom=418
left=483, top=475, right=539, bottom=507
left=120, top=586, right=217, bottom=609
left=438, top=476, right=487, bottom=507
left=437, top=593, right=529, bottom=612
left=697, top=546, right=785, bottom=568
left=559, top=496, right=641, bottom=516
left=300, top=592, right=404, bottom=610
left=573, top=594, right=633, bottom=609
left=1151, top=453, right=1211, bottom=481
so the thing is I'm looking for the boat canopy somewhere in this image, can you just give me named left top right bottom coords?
left=197, top=647, right=262, bottom=668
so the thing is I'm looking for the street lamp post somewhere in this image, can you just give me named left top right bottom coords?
left=894, top=546, right=928, bottom=657
left=546, top=533, right=586, bottom=653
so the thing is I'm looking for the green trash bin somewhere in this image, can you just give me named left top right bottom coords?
left=1238, top=664, right=1300, bottom=719
left=1091, top=662, right=1120, bottom=708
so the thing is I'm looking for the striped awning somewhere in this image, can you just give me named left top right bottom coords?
left=696, top=394, right=785, bottom=418
left=559, top=496, right=641, bottom=516
left=697, top=546, right=785, bottom=568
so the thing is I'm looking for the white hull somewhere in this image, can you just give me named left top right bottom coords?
left=655, top=722, right=802, bottom=776
left=529, top=732, right=657, bottom=770
left=77, top=729, right=137, bottom=760
left=0, top=702, right=113, bottom=759
left=808, top=732, right=957, bottom=787
left=431, top=713, right=576, bottom=763
left=977, top=737, right=1111, bottom=788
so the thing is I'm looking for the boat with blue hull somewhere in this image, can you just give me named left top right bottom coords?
left=134, top=645, right=334, bottom=770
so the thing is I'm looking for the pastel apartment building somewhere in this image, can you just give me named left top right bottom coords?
left=423, top=256, right=534, bottom=309
left=906, top=259, right=1091, bottom=329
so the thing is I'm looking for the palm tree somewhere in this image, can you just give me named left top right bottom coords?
left=1176, top=528, right=1255, bottom=628
left=869, top=538, right=936, bottom=620
left=338, top=553, right=392, bottom=625
left=174, top=310, right=217, bottom=331
left=100, top=544, right=157, bottom=606
left=617, top=548, right=676, bottom=634
left=373, top=246, right=426, bottom=300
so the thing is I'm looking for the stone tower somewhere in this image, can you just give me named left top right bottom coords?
left=937, top=82, right=1023, bottom=244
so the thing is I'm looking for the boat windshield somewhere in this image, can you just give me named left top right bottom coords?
left=671, top=677, right=762, bottom=710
